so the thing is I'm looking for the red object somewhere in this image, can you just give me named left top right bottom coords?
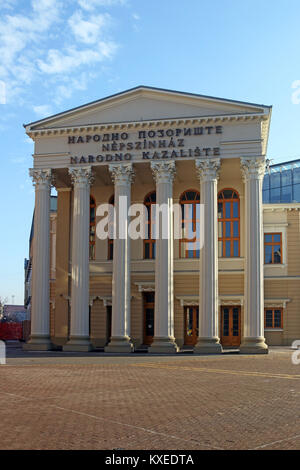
left=0, top=322, right=23, bottom=340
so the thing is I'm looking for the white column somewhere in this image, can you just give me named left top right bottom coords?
left=105, top=163, right=134, bottom=353
left=24, top=169, right=52, bottom=350
left=148, top=161, right=178, bottom=354
left=194, top=158, right=222, bottom=354
left=63, top=167, right=93, bottom=352
left=240, top=157, right=268, bottom=354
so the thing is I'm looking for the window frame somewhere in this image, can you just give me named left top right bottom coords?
left=179, top=189, right=200, bottom=259
left=264, top=307, right=283, bottom=329
left=264, top=232, right=282, bottom=265
left=218, top=188, right=240, bottom=258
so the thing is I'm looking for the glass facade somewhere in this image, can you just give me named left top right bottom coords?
left=263, top=159, right=300, bottom=203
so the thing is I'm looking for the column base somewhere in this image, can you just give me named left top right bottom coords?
left=63, top=336, right=93, bottom=352
left=104, top=336, right=134, bottom=353
left=148, top=337, right=179, bottom=354
left=194, top=337, right=223, bottom=355
left=239, top=337, right=268, bottom=354
left=22, top=335, right=53, bottom=351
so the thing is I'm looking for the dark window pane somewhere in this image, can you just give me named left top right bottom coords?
left=233, top=240, right=239, bottom=257
left=265, top=310, right=273, bottom=328
left=265, top=234, right=273, bottom=243
left=281, top=185, right=292, bottom=202
left=233, top=221, right=239, bottom=237
left=109, top=242, right=113, bottom=260
left=152, top=242, right=156, bottom=259
left=263, top=174, right=270, bottom=190
left=270, top=187, right=280, bottom=203
left=293, top=184, right=300, bottom=202
left=281, top=170, right=292, bottom=186
left=225, top=221, right=231, bottom=237
left=145, top=243, right=150, bottom=259
left=262, top=190, right=269, bottom=203
left=270, top=173, right=281, bottom=189
left=274, top=310, right=282, bottom=328
left=218, top=203, right=223, bottom=218
left=145, top=308, right=154, bottom=336
left=293, top=167, right=300, bottom=184
left=185, top=191, right=196, bottom=200
left=265, top=245, right=272, bottom=264
left=223, top=189, right=233, bottom=199
left=145, top=292, right=154, bottom=303
left=225, top=241, right=231, bottom=257
left=225, top=202, right=231, bottom=219
left=233, top=202, right=238, bottom=218
left=273, top=246, right=281, bottom=263
left=223, top=309, right=229, bottom=336
left=232, top=308, right=239, bottom=336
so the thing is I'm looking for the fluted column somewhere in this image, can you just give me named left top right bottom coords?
left=148, top=161, right=178, bottom=354
left=194, top=158, right=222, bottom=354
left=105, top=163, right=134, bottom=353
left=24, top=169, right=52, bottom=350
left=240, top=157, right=268, bottom=354
left=63, top=167, right=93, bottom=352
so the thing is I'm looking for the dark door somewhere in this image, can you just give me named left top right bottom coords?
left=143, top=292, right=155, bottom=345
left=221, top=306, right=241, bottom=347
left=184, top=306, right=199, bottom=345
left=106, top=306, right=112, bottom=344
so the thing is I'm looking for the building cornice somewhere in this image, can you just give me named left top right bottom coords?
left=26, top=112, right=268, bottom=140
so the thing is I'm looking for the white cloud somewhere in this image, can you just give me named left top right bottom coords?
left=78, top=0, right=126, bottom=11
left=33, top=104, right=53, bottom=117
left=38, top=42, right=116, bottom=75
left=0, top=0, right=122, bottom=104
left=133, top=13, right=140, bottom=20
left=0, top=0, right=18, bottom=10
left=68, top=11, right=111, bottom=45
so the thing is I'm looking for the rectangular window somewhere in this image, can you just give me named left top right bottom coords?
left=264, top=233, right=282, bottom=264
left=264, top=308, right=283, bottom=329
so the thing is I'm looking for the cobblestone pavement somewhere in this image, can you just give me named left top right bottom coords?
left=0, top=342, right=299, bottom=450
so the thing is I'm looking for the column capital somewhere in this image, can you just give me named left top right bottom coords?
left=109, top=163, right=134, bottom=185
left=29, top=168, right=52, bottom=188
left=240, top=157, right=266, bottom=181
left=195, top=158, right=221, bottom=182
left=150, top=161, right=176, bottom=183
left=69, top=166, right=94, bottom=186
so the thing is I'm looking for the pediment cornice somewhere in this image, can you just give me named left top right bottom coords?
left=27, top=112, right=269, bottom=140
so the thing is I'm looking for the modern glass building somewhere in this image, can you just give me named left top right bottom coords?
left=263, top=158, right=300, bottom=203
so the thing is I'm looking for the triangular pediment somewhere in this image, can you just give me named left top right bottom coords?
left=25, top=86, right=271, bottom=131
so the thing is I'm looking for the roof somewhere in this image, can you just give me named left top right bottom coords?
left=24, top=85, right=272, bottom=129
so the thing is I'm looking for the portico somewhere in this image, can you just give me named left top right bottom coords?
left=24, top=86, right=273, bottom=354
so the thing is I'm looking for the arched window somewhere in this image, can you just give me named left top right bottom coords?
left=144, top=191, right=156, bottom=259
left=180, top=190, right=200, bottom=258
left=108, top=195, right=114, bottom=260
left=89, top=196, right=96, bottom=260
left=218, top=189, right=240, bottom=257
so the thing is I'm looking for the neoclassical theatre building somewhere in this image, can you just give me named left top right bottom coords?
left=23, top=86, right=300, bottom=354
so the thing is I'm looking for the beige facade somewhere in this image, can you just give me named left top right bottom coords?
left=23, top=86, right=300, bottom=352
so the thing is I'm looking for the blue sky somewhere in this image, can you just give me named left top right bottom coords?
left=0, top=0, right=300, bottom=304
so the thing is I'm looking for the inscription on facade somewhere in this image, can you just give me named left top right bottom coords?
left=68, top=126, right=223, bottom=164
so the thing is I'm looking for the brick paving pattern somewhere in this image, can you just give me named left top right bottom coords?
left=0, top=343, right=299, bottom=450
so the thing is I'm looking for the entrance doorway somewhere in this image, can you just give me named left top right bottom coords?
left=221, top=306, right=241, bottom=347
left=184, top=306, right=199, bottom=346
left=106, top=306, right=112, bottom=345
left=143, top=292, right=155, bottom=345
